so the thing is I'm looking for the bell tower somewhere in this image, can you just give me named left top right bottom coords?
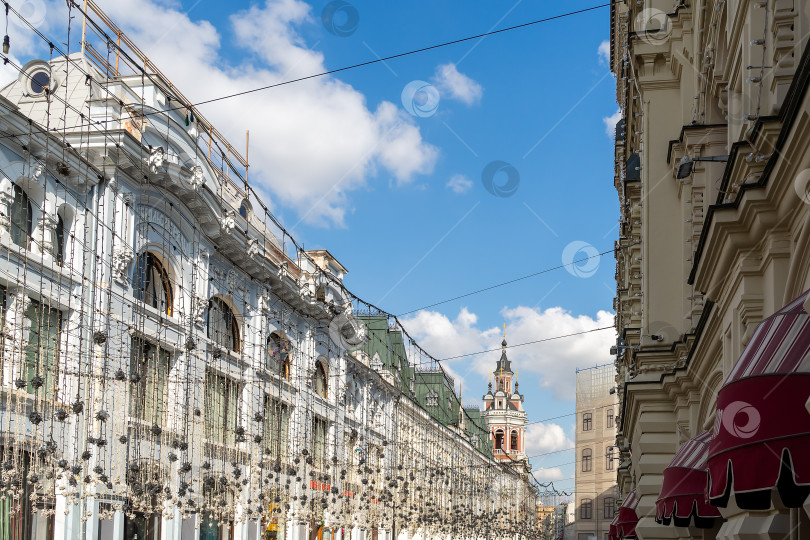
left=482, top=326, right=528, bottom=467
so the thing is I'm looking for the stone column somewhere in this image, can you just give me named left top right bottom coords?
left=32, top=212, right=57, bottom=258
left=0, top=178, right=14, bottom=244
left=2, top=290, right=31, bottom=388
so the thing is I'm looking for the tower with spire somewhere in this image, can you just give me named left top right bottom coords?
left=482, top=326, right=529, bottom=469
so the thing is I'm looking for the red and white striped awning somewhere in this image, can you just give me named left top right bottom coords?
left=609, top=514, right=619, bottom=540
left=615, top=489, right=639, bottom=538
left=656, top=431, right=721, bottom=528
left=707, top=288, right=810, bottom=509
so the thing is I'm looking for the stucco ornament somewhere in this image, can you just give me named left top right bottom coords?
left=147, top=146, right=165, bottom=174
left=220, top=210, right=235, bottom=235
left=189, top=165, right=204, bottom=190
left=112, top=247, right=134, bottom=286
left=190, top=295, right=207, bottom=327
left=247, top=237, right=260, bottom=259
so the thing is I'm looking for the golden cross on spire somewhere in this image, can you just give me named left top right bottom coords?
left=502, top=323, right=507, bottom=340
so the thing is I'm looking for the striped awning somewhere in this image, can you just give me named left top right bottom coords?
left=615, top=489, right=639, bottom=538
left=707, top=288, right=810, bottom=510
left=609, top=514, right=619, bottom=540
left=656, top=431, right=721, bottom=528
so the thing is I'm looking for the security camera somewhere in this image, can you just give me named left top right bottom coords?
left=610, top=346, right=618, bottom=355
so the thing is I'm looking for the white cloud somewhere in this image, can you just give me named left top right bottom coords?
left=433, top=63, right=483, bottom=105
left=524, top=422, right=573, bottom=457
left=603, top=109, right=622, bottom=139
left=446, top=174, right=473, bottom=194
left=598, top=40, right=611, bottom=65
left=61, top=0, right=439, bottom=227
left=532, top=467, right=564, bottom=482
left=399, top=305, right=615, bottom=400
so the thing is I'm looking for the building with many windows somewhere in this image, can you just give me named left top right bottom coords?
left=574, top=365, right=618, bottom=540
left=610, top=0, right=810, bottom=538
left=0, top=3, right=536, bottom=540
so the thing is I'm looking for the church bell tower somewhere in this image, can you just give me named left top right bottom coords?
left=482, top=326, right=529, bottom=468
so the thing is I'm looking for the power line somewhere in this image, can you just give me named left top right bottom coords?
left=437, top=326, right=614, bottom=361
left=68, top=0, right=609, bottom=117
left=397, top=246, right=628, bottom=316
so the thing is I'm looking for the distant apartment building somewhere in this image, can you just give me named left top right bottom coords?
left=574, top=365, right=619, bottom=540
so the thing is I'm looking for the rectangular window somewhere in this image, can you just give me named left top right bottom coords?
left=582, top=412, right=592, bottom=431
left=580, top=499, right=592, bottom=520
left=205, top=370, right=239, bottom=445
left=581, top=449, right=592, bottom=472
left=607, top=408, right=614, bottom=428
left=312, top=416, right=328, bottom=469
left=24, top=299, right=61, bottom=397
left=606, top=446, right=614, bottom=471
left=263, top=396, right=289, bottom=462
left=604, top=497, right=615, bottom=519
left=129, top=337, right=172, bottom=425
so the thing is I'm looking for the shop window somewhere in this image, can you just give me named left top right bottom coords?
left=24, top=299, right=61, bottom=397
left=133, top=252, right=173, bottom=316
left=10, top=184, right=33, bottom=249
left=313, top=360, right=328, bottom=398
left=129, top=337, right=172, bottom=425
left=207, top=297, right=240, bottom=353
left=205, top=369, right=239, bottom=445
left=263, top=396, right=289, bottom=462
left=267, top=332, right=291, bottom=378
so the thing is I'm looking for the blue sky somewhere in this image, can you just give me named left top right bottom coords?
left=8, top=0, right=620, bottom=495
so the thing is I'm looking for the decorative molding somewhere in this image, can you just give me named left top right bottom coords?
left=112, top=246, right=134, bottom=286
left=147, top=146, right=166, bottom=175
left=189, top=165, right=204, bottom=190
left=220, top=210, right=235, bottom=235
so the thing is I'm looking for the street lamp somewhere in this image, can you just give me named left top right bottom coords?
left=676, top=155, right=729, bottom=179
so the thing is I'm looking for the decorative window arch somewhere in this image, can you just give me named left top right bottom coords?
left=581, top=448, right=593, bottom=472
left=207, top=297, right=240, bottom=353
left=134, top=252, right=173, bottom=316
left=494, top=429, right=504, bottom=451
left=9, top=184, right=33, bottom=248
left=238, top=199, right=251, bottom=220
left=313, top=359, right=328, bottom=398
left=510, top=430, right=519, bottom=452
left=268, top=331, right=291, bottom=379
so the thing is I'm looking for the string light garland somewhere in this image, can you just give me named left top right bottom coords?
left=0, top=2, right=628, bottom=538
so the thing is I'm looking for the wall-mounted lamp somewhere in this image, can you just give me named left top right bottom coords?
left=676, top=155, right=729, bottom=179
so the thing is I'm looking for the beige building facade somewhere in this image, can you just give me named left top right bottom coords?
left=574, top=365, right=619, bottom=540
left=610, top=0, right=810, bottom=539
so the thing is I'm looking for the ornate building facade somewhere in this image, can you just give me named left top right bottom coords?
left=610, top=0, right=810, bottom=539
left=0, top=3, right=536, bottom=540
left=482, top=337, right=529, bottom=473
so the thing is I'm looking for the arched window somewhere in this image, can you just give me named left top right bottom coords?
left=134, top=252, right=173, bottom=316
left=510, top=430, right=519, bottom=452
left=9, top=185, right=32, bottom=248
left=239, top=199, right=251, bottom=220
left=494, top=429, right=504, bottom=451
left=207, top=297, right=240, bottom=353
left=581, top=448, right=592, bottom=472
left=313, top=360, right=328, bottom=398
left=55, top=214, right=64, bottom=266
left=268, top=331, right=291, bottom=379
